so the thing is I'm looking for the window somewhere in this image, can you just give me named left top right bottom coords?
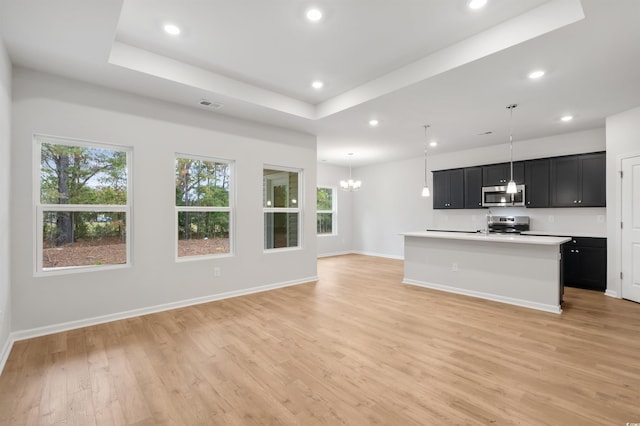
left=36, top=135, right=131, bottom=273
left=317, top=186, right=336, bottom=235
left=263, top=167, right=302, bottom=250
left=176, top=155, right=233, bottom=259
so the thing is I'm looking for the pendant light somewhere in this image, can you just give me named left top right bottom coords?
left=340, top=153, right=362, bottom=191
left=421, top=125, right=431, bottom=197
left=506, top=104, right=518, bottom=194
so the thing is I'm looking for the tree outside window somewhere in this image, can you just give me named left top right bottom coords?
left=317, top=187, right=336, bottom=235
left=37, top=136, right=130, bottom=272
left=176, top=156, right=233, bottom=259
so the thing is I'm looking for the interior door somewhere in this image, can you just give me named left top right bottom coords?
left=621, top=155, right=640, bottom=303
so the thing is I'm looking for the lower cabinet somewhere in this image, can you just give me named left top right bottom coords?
left=562, top=237, right=606, bottom=291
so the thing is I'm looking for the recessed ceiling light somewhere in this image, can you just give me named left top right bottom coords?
left=429, top=141, right=438, bottom=147
left=529, top=70, right=545, bottom=79
left=369, top=119, right=379, bottom=126
left=311, top=80, right=324, bottom=89
left=468, top=0, right=487, bottom=10
left=163, top=24, right=181, bottom=36
left=306, top=8, right=323, bottom=22
left=561, top=115, right=574, bottom=122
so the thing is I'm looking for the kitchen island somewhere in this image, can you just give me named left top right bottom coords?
left=402, top=231, right=571, bottom=313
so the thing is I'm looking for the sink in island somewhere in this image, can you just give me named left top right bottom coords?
left=402, top=231, right=571, bottom=313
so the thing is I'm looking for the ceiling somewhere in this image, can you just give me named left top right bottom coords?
left=1, top=0, right=640, bottom=167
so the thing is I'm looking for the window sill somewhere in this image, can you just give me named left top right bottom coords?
left=176, top=253, right=234, bottom=263
left=35, top=262, right=130, bottom=277
left=263, top=246, right=302, bottom=254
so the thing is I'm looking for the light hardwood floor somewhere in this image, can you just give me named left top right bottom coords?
left=1, top=254, right=640, bottom=425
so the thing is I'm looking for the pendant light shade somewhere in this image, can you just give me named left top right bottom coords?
left=340, top=153, right=361, bottom=191
left=506, top=104, right=518, bottom=194
left=421, top=125, right=431, bottom=197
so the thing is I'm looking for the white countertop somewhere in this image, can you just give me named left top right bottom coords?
left=521, top=231, right=606, bottom=239
left=403, top=231, right=571, bottom=246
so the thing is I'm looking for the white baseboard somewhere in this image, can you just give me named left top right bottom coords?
left=351, top=251, right=404, bottom=260
left=403, top=278, right=562, bottom=314
left=7, top=275, right=318, bottom=346
left=0, top=335, right=12, bottom=376
left=317, top=251, right=352, bottom=258
left=604, top=289, right=620, bottom=298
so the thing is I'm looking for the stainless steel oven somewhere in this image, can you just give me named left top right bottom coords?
left=488, top=215, right=530, bottom=234
left=481, top=185, right=525, bottom=207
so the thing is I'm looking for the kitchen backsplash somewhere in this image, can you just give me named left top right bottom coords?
left=432, top=207, right=606, bottom=238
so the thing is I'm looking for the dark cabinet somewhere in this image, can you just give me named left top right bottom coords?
left=431, top=151, right=604, bottom=210
left=482, top=162, right=524, bottom=186
left=524, top=159, right=550, bottom=208
left=550, top=153, right=606, bottom=207
left=433, top=169, right=464, bottom=209
left=464, top=167, right=483, bottom=209
left=580, top=153, right=607, bottom=206
left=562, top=237, right=606, bottom=291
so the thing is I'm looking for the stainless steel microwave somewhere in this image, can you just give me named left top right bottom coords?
left=481, top=185, right=526, bottom=207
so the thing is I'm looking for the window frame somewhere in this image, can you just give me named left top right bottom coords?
left=175, top=153, right=235, bottom=262
left=316, top=186, right=337, bottom=236
left=263, top=165, right=303, bottom=252
left=34, top=134, right=132, bottom=276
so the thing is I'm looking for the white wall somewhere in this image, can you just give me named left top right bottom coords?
left=0, top=39, right=12, bottom=363
left=317, top=162, right=353, bottom=257
left=352, top=128, right=606, bottom=258
left=605, top=106, right=640, bottom=298
left=11, top=68, right=318, bottom=333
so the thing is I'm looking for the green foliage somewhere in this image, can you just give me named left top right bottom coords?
left=42, top=212, right=126, bottom=248
left=317, top=212, right=333, bottom=234
left=177, top=212, right=230, bottom=240
left=317, top=187, right=333, bottom=210
left=176, top=158, right=230, bottom=207
left=40, top=142, right=127, bottom=205
left=176, top=158, right=231, bottom=240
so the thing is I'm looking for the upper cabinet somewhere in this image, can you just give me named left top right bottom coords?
left=431, top=151, right=605, bottom=210
left=524, top=159, right=550, bottom=208
left=482, top=162, right=524, bottom=186
left=433, top=169, right=464, bottom=209
left=464, top=167, right=483, bottom=209
left=550, top=152, right=606, bottom=207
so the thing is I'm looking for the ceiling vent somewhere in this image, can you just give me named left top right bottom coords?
left=199, top=99, right=223, bottom=109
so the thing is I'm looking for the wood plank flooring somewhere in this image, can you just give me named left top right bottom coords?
left=1, top=254, right=640, bottom=425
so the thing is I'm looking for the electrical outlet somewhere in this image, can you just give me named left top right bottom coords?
left=214, top=267, right=221, bottom=277
left=548, top=215, right=555, bottom=223
left=452, top=263, right=459, bottom=272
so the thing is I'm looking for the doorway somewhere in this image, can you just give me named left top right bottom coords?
left=621, top=154, right=640, bottom=303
